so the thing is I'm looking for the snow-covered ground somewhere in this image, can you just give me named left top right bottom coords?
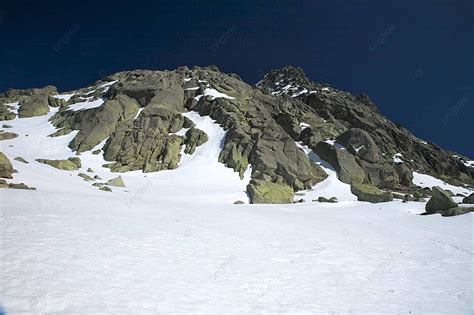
left=0, top=103, right=473, bottom=313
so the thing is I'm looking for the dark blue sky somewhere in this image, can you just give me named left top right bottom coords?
left=1, top=0, right=473, bottom=157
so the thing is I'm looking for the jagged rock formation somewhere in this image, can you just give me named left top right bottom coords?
left=258, top=66, right=473, bottom=190
left=0, top=65, right=472, bottom=203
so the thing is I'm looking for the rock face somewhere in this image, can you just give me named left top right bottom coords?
left=258, top=66, right=473, bottom=189
left=0, top=152, right=14, bottom=178
left=314, top=141, right=365, bottom=184
left=425, top=186, right=458, bottom=214
left=350, top=183, right=393, bottom=203
left=336, top=128, right=380, bottom=163
left=247, top=179, right=294, bottom=204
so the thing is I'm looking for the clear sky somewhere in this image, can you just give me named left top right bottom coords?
left=1, top=0, right=472, bottom=157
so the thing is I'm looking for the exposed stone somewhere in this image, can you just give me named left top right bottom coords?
left=99, top=186, right=112, bottom=192
left=336, top=128, right=380, bottom=163
left=314, top=141, right=365, bottom=184
left=0, top=152, right=14, bottom=178
left=14, top=157, right=28, bottom=163
left=106, top=176, right=126, bottom=187
left=184, top=127, right=208, bottom=154
left=36, top=158, right=80, bottom=171
left=8, top=182, right=36, bottom=190
left=350, top=183, right=393, bottom=203
left=317, top=196, right=338, bottom=203
left=48, top=128, right=73, bottom=137
left=439, top=207, right=474, bottom=217
left=462, top=193, right=474, bottom=204
left=0, top=131, right=18, bottom=141
left=78, top=173, right=95, bottom=181
left=48, top=95, right=66, bottom=107
left=247, top=179, right=294, bottom=204
left=425, top=186, right=458, bottom=214
left=233, top=200, right=245, bottom=204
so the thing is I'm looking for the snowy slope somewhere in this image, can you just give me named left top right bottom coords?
left=1, top=100, right=473, bottom=314
left=1, top=191, right=472, bottom=314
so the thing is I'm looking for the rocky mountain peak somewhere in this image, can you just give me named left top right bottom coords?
left=257, top=65, right=328, bottom=97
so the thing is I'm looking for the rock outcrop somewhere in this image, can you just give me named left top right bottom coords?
left=350, top=183, right=393, bottom=203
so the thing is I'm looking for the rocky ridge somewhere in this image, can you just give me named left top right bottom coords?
left=0, top=65, right=472, bottom=203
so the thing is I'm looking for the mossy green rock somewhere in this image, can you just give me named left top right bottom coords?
left=0, top=152, right=14, bottom=178
left=425, top=186, right=458, bottom=214
left=14, top=156, right=28, bottom=163
left=8, top=182, right=36, bottom=190
left=0, top=105, right=16, bottom=121
left=106, top=176, right=125, bottom=187
left=247, top=179, right=294, bottom=204
left=36, top=158, right=80, bottom=171
left=18, top=94, right=50, bottom=118
left=99, top=186, right=112, bottom=192
left=350, top=183, right=393, bottom=203
left=48, top=127, right=73, bottom=137
left=68, top=157, right=82, bottom=168
left=78, top=173, right=95, bottom=181
left=0, top=131, right=18, bottom=140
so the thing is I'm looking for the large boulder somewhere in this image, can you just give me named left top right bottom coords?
left=0, top=152, right=14, bottom=178
left=18, top=94, right=50, bottom=118
left=425, top=186, right=458, bottom=214
left=247, top=179, right=294, bottom=204
left=336, top=128, right=380, bottom=163
left=462, top=193, right=474, bottom=204
left=359, top=161, right=397, bottom=188
left=350, top=183, right=393, bottom=203
left=314, top=141, right=365, bottom=184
